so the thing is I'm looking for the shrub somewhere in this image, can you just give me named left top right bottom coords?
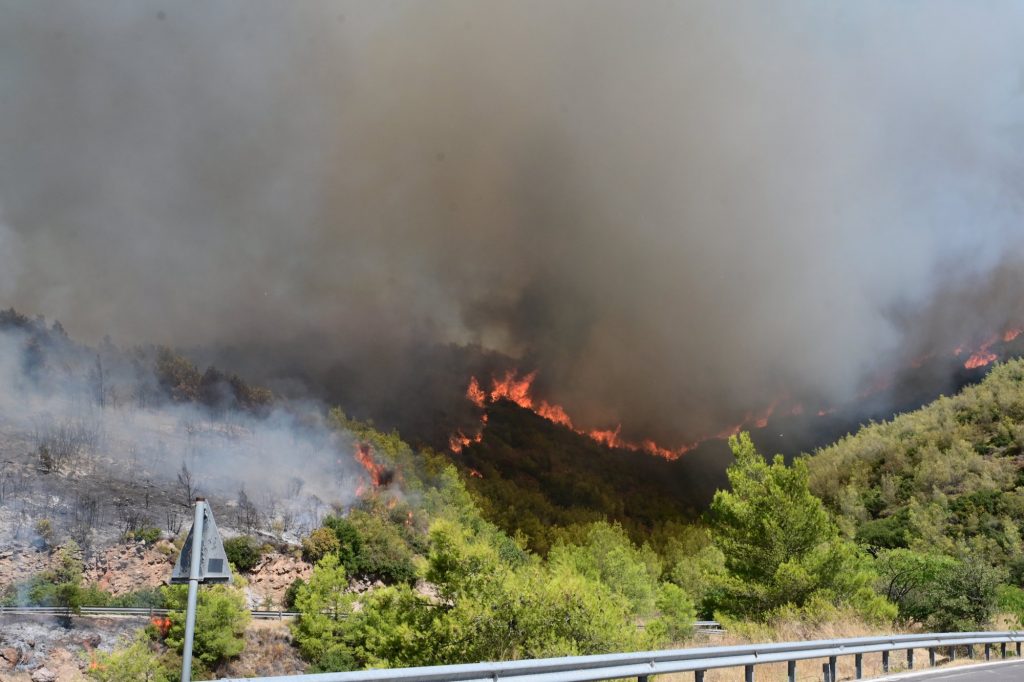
left=877, top=549, right=1003, bottom=630
left=284, top=577, right=305, bottom=610
left=126, top=527, right=162, bottom=545
left=224, top=536, right=263, bottom=573
left=321, top=515, right=362, bottom=572
left=646, top=583, right=696, bottom=643
left=709, top=434, right=892, bottom=621
left=349, top=511, right=417, bottom=585
left=86, top=634, right=175, bottom=682
left=164, top=583, right=250, bottom=670
left=302, top=528, right=340, bottom=564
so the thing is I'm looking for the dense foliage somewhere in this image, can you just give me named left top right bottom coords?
left=290, top=447, right=692, bottom=671
left=164, top=583, right=251, bottom=674
left=223, top=536, right=263, bottom=573
left=708, top=434, right=894, bottom=622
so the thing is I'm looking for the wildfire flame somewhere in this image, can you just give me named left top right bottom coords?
left=963, top=327, right=1022, bottom=370
left=449, top=325, right=1024, bottom=462
left=354, top=443, right=394, bottom=496
left=150, top=616, right=172, bottom=638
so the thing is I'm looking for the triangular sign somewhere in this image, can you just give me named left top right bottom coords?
left=171, top=503, right=233, bottom=584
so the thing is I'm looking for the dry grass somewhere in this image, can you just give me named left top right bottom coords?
left=656, top=614, right=1021, bottom=682
left=217, top=620, right=308, bottom=678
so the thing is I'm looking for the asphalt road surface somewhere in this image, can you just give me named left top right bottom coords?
left=876, top=661, right=1024, bottom=680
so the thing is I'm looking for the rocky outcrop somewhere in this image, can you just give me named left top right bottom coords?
left=0, top=543, right=52, bottom=591
left=83, top=541, right=176, bottom=595
left=244, top=553, right=311, bottom=610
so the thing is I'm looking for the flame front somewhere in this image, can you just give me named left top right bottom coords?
left=963, top=327, right=1022, bottom=370
left=448, top=324, right=1024, bottom=462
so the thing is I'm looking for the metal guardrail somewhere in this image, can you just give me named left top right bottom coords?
left=0, top=605, right=723, bottom=630
left=218, top=631, right=1024, bottom=682
left=0, top=605, right=300, bottom=620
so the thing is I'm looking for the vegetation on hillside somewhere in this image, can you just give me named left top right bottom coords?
left=11, top=310, right=1024, bottom=676
left=807, top=360, right=1024, bottom=572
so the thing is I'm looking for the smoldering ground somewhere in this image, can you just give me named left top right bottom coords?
left=2, top=2, right=1024, bottom=449
left=0, top=321, right=371, bottom=550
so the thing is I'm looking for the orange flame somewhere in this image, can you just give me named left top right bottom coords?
left=150, top=616, right=172, bottom=638
left=489, top=369, right=537, bottom=408
left=537, top=400, right=573, bottom=428
left=449, top=323, right=1024, bottom=462
left=468, top=468, right=484, bottom=478
left=466, top=377, right=487, bottom=408
left=354, top=443, right=391, bottom=494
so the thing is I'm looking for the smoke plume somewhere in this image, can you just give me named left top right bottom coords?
left=2, top=2, right=1024, bottom=447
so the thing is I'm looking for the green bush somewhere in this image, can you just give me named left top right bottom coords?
left=164, top=583, right=250, bottom=671
left=86, top=634, right=176, bottom=682
left=646, top=583, right=696, bottom=643
left=709, top=434, right=894, bottom=621
left=997, top=584, right=1024, bottom=628
left=224, top=536, right=263, bottom=573
left=877, top=549, right=1003, bottom=630
left=126, top=527, right=163, bottom=545
left=302, top=527, right=340, bottom=564
left=321, top=515, right=363, bottom=572
left=548, top=521, right=661, bottom=615
left=348, top=511, right=417, bottom=585
left=293, top=518, right=649, bottom=671
left=284, top=577, right=305, bottom=610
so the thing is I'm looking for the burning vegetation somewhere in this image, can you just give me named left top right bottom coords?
left=451, top=325, right=1024, bottom=461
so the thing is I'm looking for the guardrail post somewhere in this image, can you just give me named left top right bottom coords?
left=949, top=645, right=955, bottom=661
left=822, top=662, right=829, bottom=682
left=828, top=655, right=836, bottom=682
left=787, top=660, right=795, bottom=682
left=1001, top=642, right=1007, bottom=659
left=967, top=644, right=974, bottom=659
left=694, top=670, right=705, bottom=682
left=882, top=650, right=889, bottom=673
left=928, top=647, right=935, bottom=667
left=1017, top=641, right=1021, bottom=657
left=744, top=663, right=754, bottom=682
left=854, top=653, right=862, bottom=679
left=985, top=643, right=991, bottom=661
left=638, top=676, right=648, bottom=682
left=907, top=648, right=914, bottom=670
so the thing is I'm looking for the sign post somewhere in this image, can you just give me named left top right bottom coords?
left=171, top=498, right=232, bottom=682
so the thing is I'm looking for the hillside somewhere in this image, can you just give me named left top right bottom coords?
left=807, top=359, right=1024, bottom=574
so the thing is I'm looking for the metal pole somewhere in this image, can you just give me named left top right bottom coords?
left=787, top=659, right=796, bottom=682
left=181, top=499, right=205, bottom=682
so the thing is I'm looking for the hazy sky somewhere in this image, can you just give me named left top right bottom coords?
left=2, top=1, right=1024, bottom=444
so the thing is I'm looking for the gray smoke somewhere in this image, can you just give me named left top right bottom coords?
left=2, top=1, right=1024, bottom=446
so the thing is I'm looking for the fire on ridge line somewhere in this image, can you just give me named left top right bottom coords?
left=448, top=326, right=1024, bottom=461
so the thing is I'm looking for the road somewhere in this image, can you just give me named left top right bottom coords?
left=876, top=660, right=1024, bottom=680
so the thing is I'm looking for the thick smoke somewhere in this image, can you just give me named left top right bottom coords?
left=2, top=2, right=1024, bottom=447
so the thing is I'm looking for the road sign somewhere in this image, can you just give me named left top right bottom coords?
left=171, top=501, right=233, bottom=584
